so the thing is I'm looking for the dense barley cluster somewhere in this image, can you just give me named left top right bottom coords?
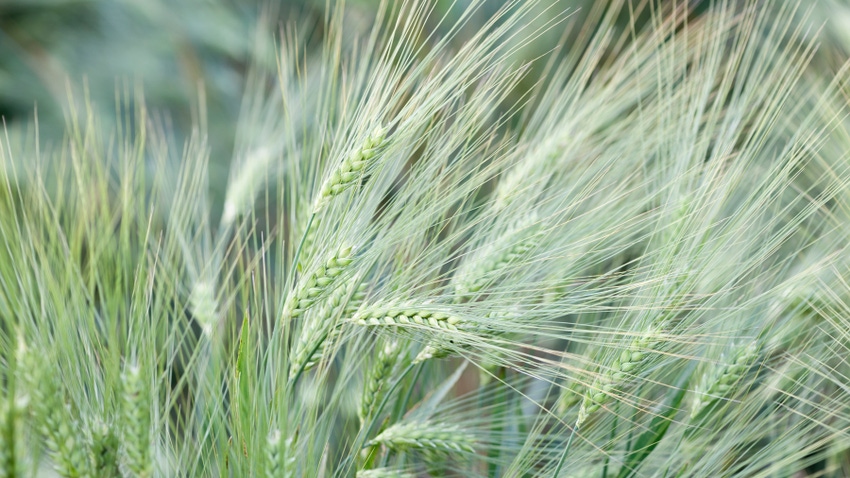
left=2, top=0, right=850, bottom=476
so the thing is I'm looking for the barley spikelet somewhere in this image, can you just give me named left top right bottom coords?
left=367, top=420, right=477, bottom=455
left=691, top=341, right=759, bottom=418
left=576, top=323, right=664, bottom=427
left=359, top=339, right=400, bottom=424
left=283, top=245, right=355, bottom=321
left=121, top=364, right=152, bottom=478
left=313, top=126, right=388, bottom=213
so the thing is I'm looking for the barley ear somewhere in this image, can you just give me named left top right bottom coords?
left=283, top=245, right=355, bottom=322
left=576, top=325, right=662, bottom=427
left=289, top=279, right=364, bottom=379
left=20, top=347, right=89, bottom=477
left=366, top=420, right=477, bottom=455
left=189, top=279, right=218, bottom=337
left=313, top=125, right=388, bottom=213
left=359, top=340, right=400, bottom=425
left=356, top=468, right=415, bottom=478
left=121, top=364, right=152, bottom=478
left=89, top=419, right=120, bottom=477
left=690, top=341, right=759, bottom=419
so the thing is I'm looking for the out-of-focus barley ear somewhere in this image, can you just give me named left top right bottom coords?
left=366, top=420, right=477, bottom=455
left=289, top=278, right=365, bottom=379
left=121, top=364, right=152, bottom=478
left=359, top=339, right=400, bottom=425
left=576, top=322, right=665, bottom=428
left=355, top=468, right=415, bottom=478
left=88, top=419, right=119, bottom=477
left=453, top=213, right=542, bottom=298
left=19, top=344, right=89, bottom=477
left=189, top=279, right=218, bottom=338
left=690, top=341, right=760, bottom=419
left=312, top=125, right=388, bottom=214
left=220, top=145, right=276, bottom=229
left=265, top=430, right=296, bottom=478
left=283, top=245, right=355, bottom=322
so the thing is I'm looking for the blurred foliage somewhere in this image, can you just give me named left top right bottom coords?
left=1, top=0, right=849, bottom=192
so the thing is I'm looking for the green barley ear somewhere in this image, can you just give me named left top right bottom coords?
left=20, top=345, right=89, bottom=477
left=289, top=278, right=364, bottom=379
left=88, top=419, right=120, bottom=477
left=690, top=341, right=760, bottom=419
left=221, top=145, right=276, bottom=228
left=366, top=420, right=476, bottom=455
left=576, top=323, right=664, bottom=427
left=359, top=339, right=400, bottom=425
left=356, top=468, right=415, bottom=478
left=283, top=245, right=355, bottom=322
left=352, top=303, right=462, bottom=332
left=121, top=364, right=152, bottom=478
left=265, top=430, right=296, bottom=478
left=313, top=126, right=388, bottom=213
left=189, top=279, right=218, bottom=337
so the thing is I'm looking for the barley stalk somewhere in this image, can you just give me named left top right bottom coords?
left=283, top=245, right=355, bottom=322
left=366, top=420, right=477, bottom=455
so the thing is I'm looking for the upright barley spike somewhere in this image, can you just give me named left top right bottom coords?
left=313, top=126, right=388, bottom=213
left=283, top=245, right=355, bottom=322
left=121, top=364, right=152, bottom=478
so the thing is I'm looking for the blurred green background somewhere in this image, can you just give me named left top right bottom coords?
left=1, top=0, right=848, bottom=193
